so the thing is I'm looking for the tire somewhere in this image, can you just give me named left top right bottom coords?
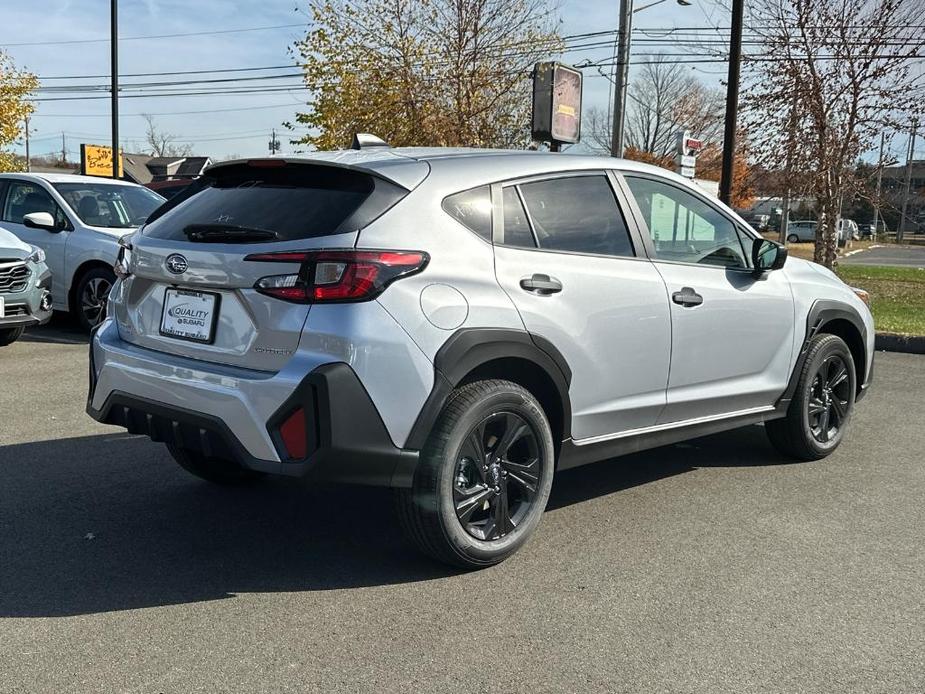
left=0, top=326, right=25, bottom=346
left=787, top=234, right=800, bottom=243
left=166, top=443, right=264, bottom=485
left=74, top=266, right=116, bottom=332
left=396, top=379, right=556, bottom=569
left=766, top=334, right=856, bottom=461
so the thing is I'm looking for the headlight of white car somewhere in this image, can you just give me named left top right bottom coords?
left=28, top=246, right=46, bottom=264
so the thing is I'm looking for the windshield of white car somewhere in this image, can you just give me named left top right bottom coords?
left=52, top=183, right=165, bottom=229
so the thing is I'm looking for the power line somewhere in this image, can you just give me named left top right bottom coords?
left=38, top=64, right=300, bottom=81
left=30, top=102, right=302, bottom=118
left=1, top=22, right=306, bottom=47
left=35, top=72, right=306, bottom=93
left=33, top=86, right=308, bottom=103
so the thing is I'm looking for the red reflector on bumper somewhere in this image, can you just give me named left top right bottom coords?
left=279, top=408, right=308, bottom=460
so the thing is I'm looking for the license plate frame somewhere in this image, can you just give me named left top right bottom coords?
left=159, top=287, right=221, bottom=344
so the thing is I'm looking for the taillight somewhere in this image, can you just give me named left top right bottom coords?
left=244, top=249, right=429, bottom=303
left=114, top=236, right=133, bottom=279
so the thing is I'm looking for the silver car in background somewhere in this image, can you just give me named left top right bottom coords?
left=0, top=225, right=52, bottom=347
left=0, top=173, right=164, bottom=330
left=88, top=146, right=875, bottom=568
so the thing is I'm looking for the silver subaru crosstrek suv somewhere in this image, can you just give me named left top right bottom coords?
left=88, top=145, right=875, bottom=568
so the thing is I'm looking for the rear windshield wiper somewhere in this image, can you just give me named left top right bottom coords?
left=182, top=224, right=280, bottom=243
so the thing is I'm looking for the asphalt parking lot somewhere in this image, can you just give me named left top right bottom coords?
left=1, top=322, right=923, bottom=693
left=841, top=244, right=925, bottom=267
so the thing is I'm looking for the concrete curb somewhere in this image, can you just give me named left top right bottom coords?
left=875, top=332, right=925, bottom=354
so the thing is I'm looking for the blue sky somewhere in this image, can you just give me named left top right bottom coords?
left=3, top=0, right=731, bottom=160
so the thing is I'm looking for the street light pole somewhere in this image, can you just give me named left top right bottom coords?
left=609, top=0, right=692, bottom=158
left=719, top=0, right=744, bottom=206
left=872, top=132, right=886, bottom=239
left=609, top=0, right=633, bottom=158
left=24, top=115, right=31, bottom=173
left=111, top=0, right=120, bottom=180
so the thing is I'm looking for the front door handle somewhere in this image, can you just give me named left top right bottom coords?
left=672, top=286, right=703, bottom=307
left=519, top=273, right=562, bottom=295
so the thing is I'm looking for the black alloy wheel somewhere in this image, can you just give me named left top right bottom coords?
left=807, top=354, right=851, bottom=444
left=765, top=333, right=856, bottom=461
left=452, top=411, right=543, bottom=542
left=396, top=379, right=555, bottom=568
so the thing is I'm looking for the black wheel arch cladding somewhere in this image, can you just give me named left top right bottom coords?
left=405, top=328, right=573, bottom=451
left=777, top=299, right=869, bottom=411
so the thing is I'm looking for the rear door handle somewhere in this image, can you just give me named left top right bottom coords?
left=519, top=273, right=562, bottom=295
left=672, top=287, right=703, bottom=307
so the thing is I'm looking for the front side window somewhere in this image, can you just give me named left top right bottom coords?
left=624, top=175, right=749, bottom=269
left=502, top=175, right=634, bottom=257
left=53, top=182, right=164, bottom=229
left=2, top=181, right=66, bottom=227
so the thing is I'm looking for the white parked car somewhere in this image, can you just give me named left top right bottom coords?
left=786, top=219, right=858, bottom=244
left=785, top=220, right=817, bottom=243
left=838, top=218, right=860, bottom=242
left=0, top=225, right=52, bottom=346
left=0, top=173, right=165, bottom=330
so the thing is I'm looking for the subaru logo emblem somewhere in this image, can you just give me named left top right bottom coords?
left=165, top=254, right=189, bottom=275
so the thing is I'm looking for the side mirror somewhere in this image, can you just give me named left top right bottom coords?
left=752, top=238, right=787, bottom=275
left=23, top=212, right=57, bottom=232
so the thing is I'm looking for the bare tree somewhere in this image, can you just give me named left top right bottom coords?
left=142, top=114, right=194, bottom=158
left=584, top=59, right=724, bottom=157
left=624, top=56, right=724, bottom=157
left=584, top=106, right=614, bottom=153
left=744, top=0, right=925, bottom=267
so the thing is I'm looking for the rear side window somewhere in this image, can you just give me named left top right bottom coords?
left=515, top=176, right=634, bottom=257
left=442, top=186, right=492, bottom=241
left=142, top=163, right=407, bottom=242
left=501, top=187, right=536, bottom=248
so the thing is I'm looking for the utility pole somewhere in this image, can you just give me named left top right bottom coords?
left=110, top=0, right=120, bottom=180
left=898, top=119, right=918, bottom=244
left=719, top=0, right=744, bottom=206
left=24, top=116, right=31, bottom=172
left=609, top=0, right=633, bottom=157
left=872, top=132, right=886, bottom=239
left=269, top=128, right=281, bottom=155
left=61, top=132, right=67, bottom=164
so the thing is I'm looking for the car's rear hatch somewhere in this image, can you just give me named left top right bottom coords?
left=115, top=159, right=415, bottom=371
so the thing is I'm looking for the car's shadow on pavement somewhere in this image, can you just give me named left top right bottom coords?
left=0, top=425, right=798, bottom=617
left=21, top=313, right=88, bottom=345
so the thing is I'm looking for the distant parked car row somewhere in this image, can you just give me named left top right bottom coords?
left=0, top=172, right=165, bottom=344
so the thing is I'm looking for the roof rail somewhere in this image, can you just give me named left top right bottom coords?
left=351, top=133, right=390, bottom=150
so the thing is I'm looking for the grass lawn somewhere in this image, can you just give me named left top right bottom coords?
left=836, top=265, right=925, bottom=335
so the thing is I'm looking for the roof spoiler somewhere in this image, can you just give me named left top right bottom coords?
left=351, top=133, right=390, bottom=150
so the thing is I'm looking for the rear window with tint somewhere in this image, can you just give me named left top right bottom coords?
left=142, top=163, right=407, bottom=242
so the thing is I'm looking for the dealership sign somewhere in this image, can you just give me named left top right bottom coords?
left=675, top=131, right=703, bottom=178
left=532, top=62, right=583, bottom=146
left=80, top=144, right=123, bottom=178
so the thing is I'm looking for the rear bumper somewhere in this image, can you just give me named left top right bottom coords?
left=87, top=320, right=419, bottom=486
